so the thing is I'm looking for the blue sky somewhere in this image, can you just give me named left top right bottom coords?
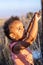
left=0, top=0, right=41, bottom=18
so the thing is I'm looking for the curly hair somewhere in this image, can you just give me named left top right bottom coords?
left=3, top=16, right=20, bottom=40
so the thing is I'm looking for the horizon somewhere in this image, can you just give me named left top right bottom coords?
left=0, top=0, right=41, bottom=18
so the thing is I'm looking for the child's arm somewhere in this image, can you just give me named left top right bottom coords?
left=25, top=12, right=41, bottom=44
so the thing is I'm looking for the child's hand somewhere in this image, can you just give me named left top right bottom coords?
left=34, top=12, right=41, bottom=22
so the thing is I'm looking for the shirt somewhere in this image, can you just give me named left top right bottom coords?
left=9, top=42, right=34, bottom=65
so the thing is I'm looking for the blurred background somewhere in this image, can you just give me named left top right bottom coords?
left=0, top=0, right=41, bottom=26
left=0, top=0, right=42, bottom=65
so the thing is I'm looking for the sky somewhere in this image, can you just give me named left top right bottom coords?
left=0, top=0, right=41, bottom=18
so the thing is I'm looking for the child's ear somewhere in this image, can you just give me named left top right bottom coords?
left=9, top=33, right=15, bottom=39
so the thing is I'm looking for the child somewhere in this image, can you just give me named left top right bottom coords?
left=3, top=12, right=41, bottom=65
left=8, top=12, right=41, bottom=50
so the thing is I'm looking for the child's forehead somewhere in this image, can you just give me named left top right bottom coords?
left=9, top=20, right=23, bottom=26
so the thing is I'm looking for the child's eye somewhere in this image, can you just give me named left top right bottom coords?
left=17, top=27, right=21, bottom=30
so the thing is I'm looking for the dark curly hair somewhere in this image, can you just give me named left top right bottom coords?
left=3, top=16, right=20, bottom=40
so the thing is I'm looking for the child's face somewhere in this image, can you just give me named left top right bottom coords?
left=9, top=20, right=24, bottom=40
